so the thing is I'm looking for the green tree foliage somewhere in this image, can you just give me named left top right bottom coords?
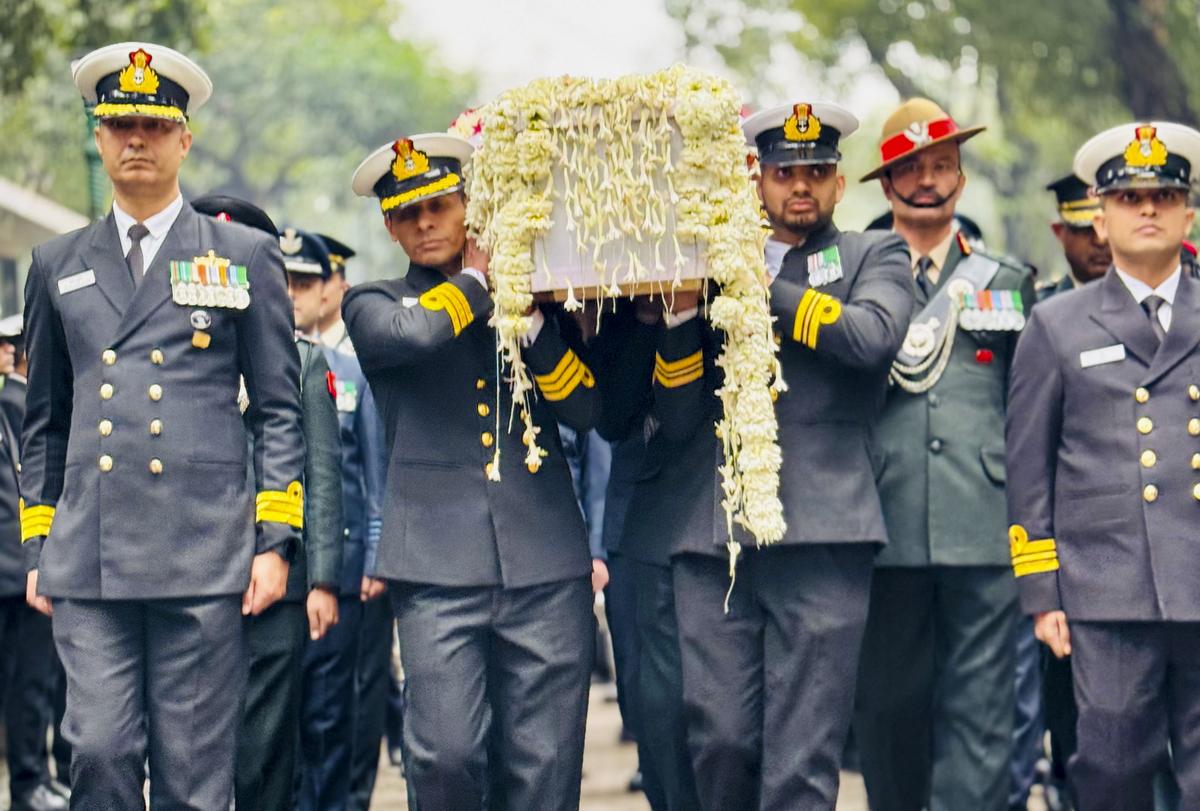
left=668, top=0, right=1200, bottom=273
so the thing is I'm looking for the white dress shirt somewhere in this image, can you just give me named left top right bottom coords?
left=112, top=194, right=184, bottom=273
left=1115, top=265, right=1180, bottom=333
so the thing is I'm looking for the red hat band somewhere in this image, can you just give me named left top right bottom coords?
left=880, top=116, right=961, bottom=164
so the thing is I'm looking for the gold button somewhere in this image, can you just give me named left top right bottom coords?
left=476, top=379, right=486, bottom=390
left=1144, top=484, right=1159, bottom=503
left=149, top=419, right=163, bottom=436
left=1137, top=417, right=1154, bottom=434
left=1141, top=450, right=1157, bottom=468
left=485, top=462, right=495, bottom=478
left=478, top=403, right=490, bottom=417
left=1193, top=453, right=1200, bottom=470
left=100, top=383, right=114, bottom=400
left=101, top=349, right=117, bottom=366
left=481, top=431, right=494, bottom=448
left=98, top=454, right=113, bottom=472
left=151, top=349, right=164, bottom=365
left=1194, top=483, right=1200, bottom=501
left=1135, top=387, right=1150, bottom=404
left=148, top=384, right=163, bottom=402
left=98, top=419, right=113, bottom=437
left=1190, top=385, right=1200, bottom=401
left=149, top=458, right=163, bottom=475
left=1191, top=419, right=1200, bottom=437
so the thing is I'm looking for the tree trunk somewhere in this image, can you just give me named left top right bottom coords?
left=1108, top=0, right=1197, bottom=124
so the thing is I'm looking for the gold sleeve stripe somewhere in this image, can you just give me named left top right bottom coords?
left=418, top=282, right=474, bottom=336
left=653, top=351, right=704, bottom=388
left=256, top=481, right=305, bottom=529
left=792, top=289, right=843, bottom=349
left=19, top=499, right=55, bottom=542
left=537, top=351, right=596, bottom=401
left=1009, top=524, right=1059, bottom=578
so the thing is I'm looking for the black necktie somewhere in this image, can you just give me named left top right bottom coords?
left=915, top=256, right=934, bottom=296
left=126, top=223, right=150, bottom=285
left=1142, top=294, right=1168, bottom=344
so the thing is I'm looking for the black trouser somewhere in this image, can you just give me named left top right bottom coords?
left=673, top=544, right=874, bottom=811
left=298, top=596, right=363, bottom=811
left=347, top=593, right=392, bottom=811
left=392, top=577, right=593, bottom=811
left=235, top=601, right=307, bottom=811
left=853, top=565, right=1016, bottom=811
left=0, top=595, right=56, bottom=800
left=633, top=560, right=699, bottom=811
left=1070, top=621, right=1200, bottom=811
left=52, top=596, right=245, bottom=811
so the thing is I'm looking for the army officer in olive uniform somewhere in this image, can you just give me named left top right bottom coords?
left=21, top=43, right=304, bottom=810
left=637, top=101, right=913, bottom=811
left=853, top=98, right=1036, bottom=811
left=1009, top=121, right=1200, bottom=809
left=343, top=133, right=597, bottom=810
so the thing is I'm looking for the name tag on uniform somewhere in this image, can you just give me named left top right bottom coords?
left=1080, top=343, right=1126, bottom=368
left=401, top=296, right=419, bottom=307
left=58, top=269, right=96, bottom=295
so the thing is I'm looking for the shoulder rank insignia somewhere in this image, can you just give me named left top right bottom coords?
left=118, top=48, right=160, bottom=95
left=806, top=245, right=844, bottom=287
left=171, top=250, right=250, bottom=310
left=783, top=103, right=822, bottom=142
left=958, top=288, right=1026, bottom=332
left=1125, top=125, right=1169, bottom=168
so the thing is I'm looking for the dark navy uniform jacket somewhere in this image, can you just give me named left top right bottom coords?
left=21, top=204, right=305, bottom=599
left=322, top=344, right=386, bottom=594
left=343, top=263, right=595, bottom=588
left=606, top=224, right=913, bottom=559
left=0, top=378, right=23, bottom=597
left=1008, top=267, right=1200, bottom=621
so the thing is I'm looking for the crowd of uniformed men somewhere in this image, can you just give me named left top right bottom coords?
left=3, top=37, right=1200, bottom=811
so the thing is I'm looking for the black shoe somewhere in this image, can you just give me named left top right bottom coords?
left=47, top=780, right=71, bottom=801
left=13, top=784, right=70, bottom=811
left=627, top=771, right=643, bottom=793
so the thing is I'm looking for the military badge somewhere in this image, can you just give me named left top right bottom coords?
left=171, top=251, right=250, bottom=310
left=1124, top=125, right=1169, bottom=169
left=117, top=48, right=160, bottom=95
left=335, top=379, right=358, bottom=413
left=190, top=310, right=212, bottom=330
left=192, top=330, right=211, bottom=349
left=280, top=228, right=304, bottom=256
left=957, top=288, right=1026, bottom=332
left=806, top=246, right=844, bottom=287
left=392, top=139, right=432, bottom=182
left=783, top=104, right=822, bottom=143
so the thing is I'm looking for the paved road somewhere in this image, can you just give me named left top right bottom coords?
left=367, top=683, right=870, bottom=810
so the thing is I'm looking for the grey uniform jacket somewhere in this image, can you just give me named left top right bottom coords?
left=21, top=204, right=305, bottom=599
left=342, top=263, right=595, bottom=588
left=875, top=232, right=1037, bottom=567
left=1007, top=267, right=1200, bottom=621
left=616, top=224, right=914, bottom=559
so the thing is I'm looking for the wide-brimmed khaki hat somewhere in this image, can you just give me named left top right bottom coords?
left=860, top=98, right=985, bottom=182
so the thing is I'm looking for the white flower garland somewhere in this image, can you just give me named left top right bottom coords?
left=465, top=66, right=786, bottom=554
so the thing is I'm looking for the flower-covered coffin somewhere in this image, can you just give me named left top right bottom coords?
left=466, top=66, right=788, bottom=554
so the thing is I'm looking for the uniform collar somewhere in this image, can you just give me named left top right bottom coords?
left=1114, top=264, right=1181, bottom=305
left=319, top=319, right=347, bottom=350
left=112, top=193, right=183, bottom=241
left=910, top=228, right=955, bottom=274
